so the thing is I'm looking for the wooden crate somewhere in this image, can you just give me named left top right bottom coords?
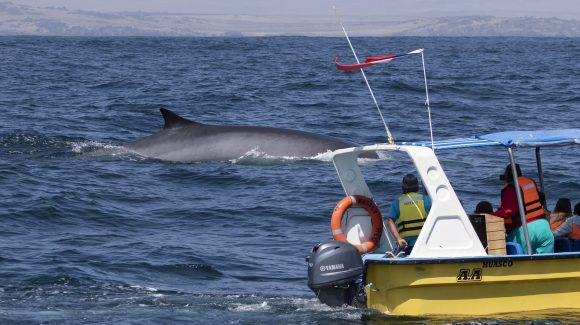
left=485, top=215, right=506, bottom=255
left=469, top=214, right=506, bottom=255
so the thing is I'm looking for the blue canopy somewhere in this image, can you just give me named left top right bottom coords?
left=477, top=129, right=580, bottom=147
left=399, top=128, right=580, bottom=150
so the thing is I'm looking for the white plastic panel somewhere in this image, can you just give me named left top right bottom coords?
left=332, top=147, right=395, bottom=253
left=402, top=146, right=486, bottom=257
left=331, top=144, right=486, bottom=258
left=423, top=216, right=475, bottom=249
left=343, top=208, right=372, bottom=245
left=332, top=152, right=372, bottom=198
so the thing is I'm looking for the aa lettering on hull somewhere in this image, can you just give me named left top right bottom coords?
left=456, top=268, right=482, bottom=282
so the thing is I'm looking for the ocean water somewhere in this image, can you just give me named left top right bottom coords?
left=0, top=36, right=579, bottom=324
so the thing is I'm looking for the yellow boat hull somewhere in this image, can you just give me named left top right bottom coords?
left=365, top=253, right=580, bottom=316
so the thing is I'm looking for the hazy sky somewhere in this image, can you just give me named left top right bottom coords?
left=8, top=0, right=580, bottom=19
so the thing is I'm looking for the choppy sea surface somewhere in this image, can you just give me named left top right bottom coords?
left=0, top=36, right=579, bottom=324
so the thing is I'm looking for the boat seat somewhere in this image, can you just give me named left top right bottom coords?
left=554, top=237, right=573, bottom=253
left=505, top=242, right=524, bottom=255
left=573, top=239, right=580, bottom=252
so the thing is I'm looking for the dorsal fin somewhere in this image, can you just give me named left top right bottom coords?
left=160, top=108, right=198, bottom=128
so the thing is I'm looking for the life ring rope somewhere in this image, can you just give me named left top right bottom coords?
left=330, top=195, right=384, bottom=254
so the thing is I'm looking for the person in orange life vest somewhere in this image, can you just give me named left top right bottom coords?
left=492, top=164, right=554, bottom=254
left=553, top=202, right=580, bottom=240
left=549, top=198, right=572, bottom=231
left=386, top=174, right=432, bottom=252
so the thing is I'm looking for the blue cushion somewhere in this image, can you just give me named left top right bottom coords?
left=506, top=242, right=524, bottom=255
left=573, top=239, right=580, bottom=252
left=554, top=237, right=573, bottom=253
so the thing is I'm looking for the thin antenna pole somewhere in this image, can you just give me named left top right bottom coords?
left=332, top=6, right=394, bottom=144
left=421, top=51, right=434, bottom=149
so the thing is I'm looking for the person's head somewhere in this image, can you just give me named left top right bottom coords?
left=402, top=173, right=419, bottom=194
left=575, top=203, right=580, bottom=216
left=475, top=201, right=493, bottom=214
left=501, top=163, right=522, bottom=183
left=553, top=198, right=572, bottom=215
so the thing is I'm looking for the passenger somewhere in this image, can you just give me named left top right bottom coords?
left=549, top=198, right=572, bottom=231
left=492, top=164, right=554, bottom=254
left=552, top=203, right=580, bottom=240
left=386, top=174, right=431, bottom=254
left=474, top=201, right=493, bottom=214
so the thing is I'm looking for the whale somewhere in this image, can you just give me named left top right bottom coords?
left=123, top=108, right=371, bottom=162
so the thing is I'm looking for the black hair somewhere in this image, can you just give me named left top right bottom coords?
left=402, top=173, right=419, bottom=194
left=574, top=202, right=580, bottom=216
left=553, top=198, right=572, bottom=214
left=475, top=201, right=494, bottom=214
left=502, top=163, right=522, bottom=183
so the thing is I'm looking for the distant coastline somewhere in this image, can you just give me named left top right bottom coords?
left=1, top=1, right=580, bottom=37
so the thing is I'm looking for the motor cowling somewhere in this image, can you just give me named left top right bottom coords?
left=306, top=240, right=365, bottom=307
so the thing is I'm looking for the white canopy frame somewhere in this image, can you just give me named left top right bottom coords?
left=332, top=144, right=487, bottom=258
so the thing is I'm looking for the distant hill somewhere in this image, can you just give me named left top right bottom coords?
left=1, top=1, right=579, bottom=37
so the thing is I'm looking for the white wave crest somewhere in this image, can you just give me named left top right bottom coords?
left=68, top=140, right=120, bottom=153
left=230, top=148, right=389, bottom=165
left=230, top=148, right=336, bottom=164
left=229, top=301, right=270, bottom=312
left=69, top=140, right=147, bottom=161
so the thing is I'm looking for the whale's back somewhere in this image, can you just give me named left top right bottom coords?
left=124, top=109, right=365, bottom=162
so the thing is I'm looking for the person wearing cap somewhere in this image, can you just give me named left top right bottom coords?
left=492, top=164, right=554, bottom=254
left=386, top=174, right=431, bottom=253
left=552, top=203, right=580, bottom=240
left=549, top=198, right=572, bottom=231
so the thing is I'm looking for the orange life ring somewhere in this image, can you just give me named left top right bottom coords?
left=330, top=195, right=383, bottom=254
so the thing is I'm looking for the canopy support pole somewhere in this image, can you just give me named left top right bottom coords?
left=507, top=147, right=533, bottom=255
left=535, top=147, right=546, bottom=202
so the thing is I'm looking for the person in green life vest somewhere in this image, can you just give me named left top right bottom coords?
left=386, top=174, right=432, bottom=253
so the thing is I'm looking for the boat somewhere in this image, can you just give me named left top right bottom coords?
left=308, top=9, right=579, bottom=315
left=306, top=129, right=580, bottom=316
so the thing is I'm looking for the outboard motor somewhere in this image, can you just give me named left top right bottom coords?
left=306, top=240, right=366, bottom=307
